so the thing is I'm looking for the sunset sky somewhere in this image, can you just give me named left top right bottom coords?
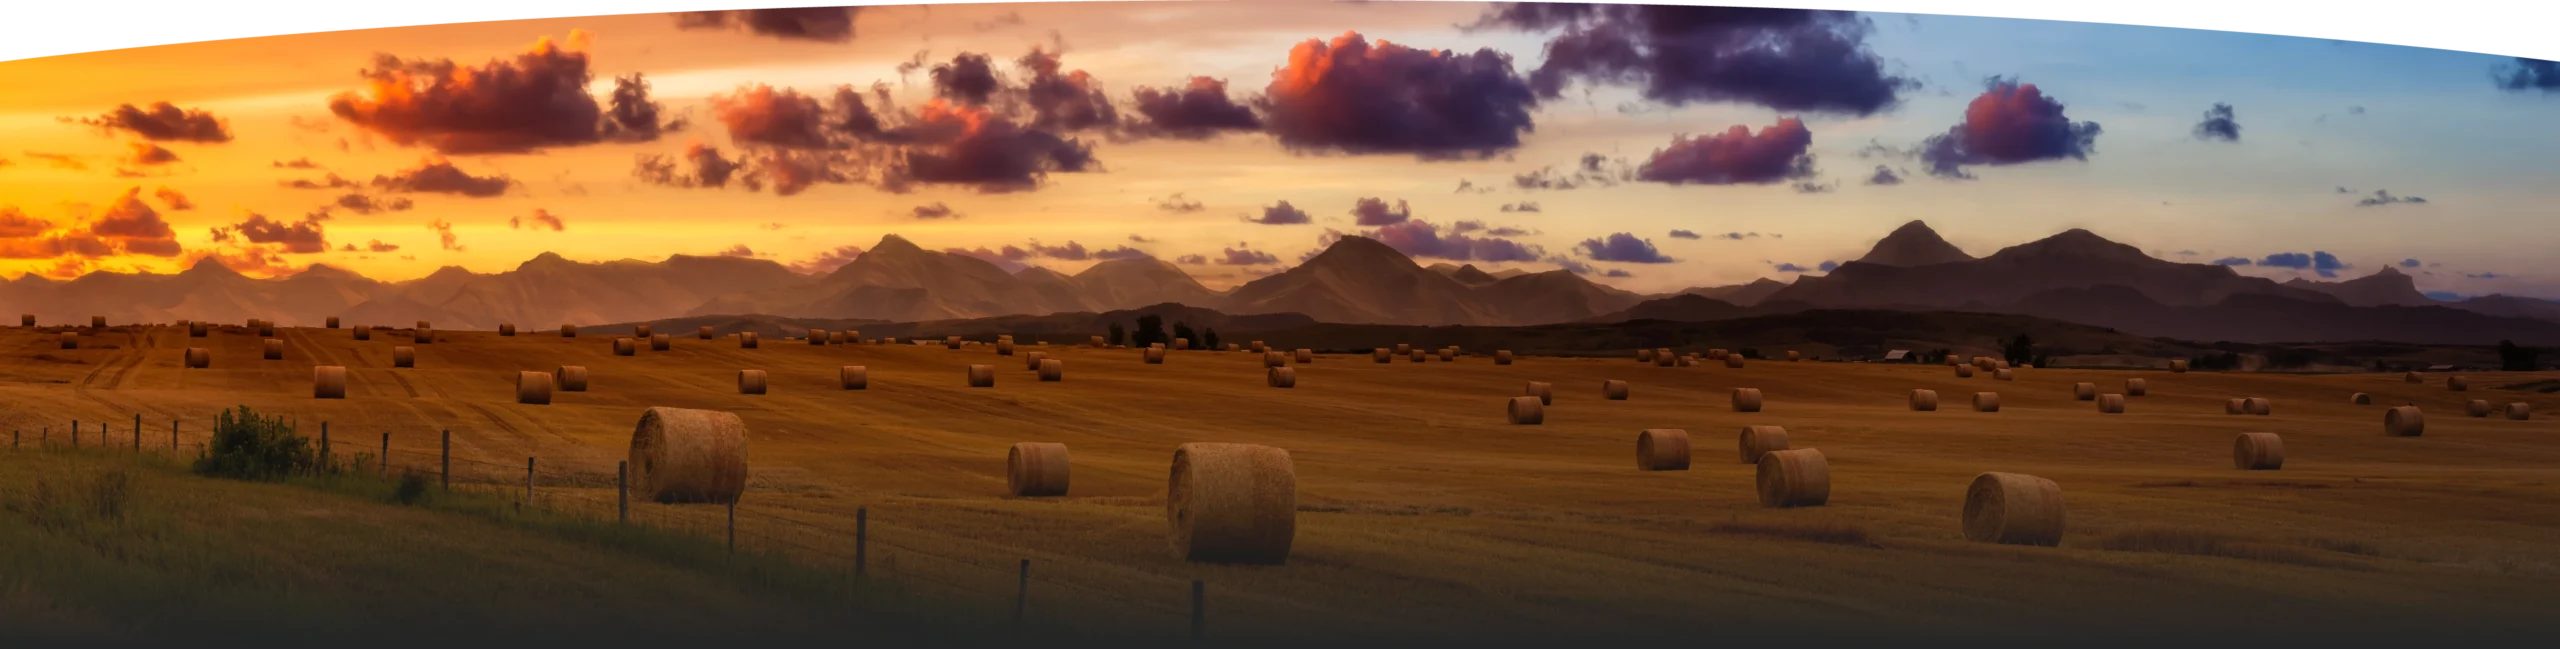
left=2, top=1, right=2555, bottom=297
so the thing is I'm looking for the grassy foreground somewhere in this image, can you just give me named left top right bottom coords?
left=0, top=449, right=1006, bottom=648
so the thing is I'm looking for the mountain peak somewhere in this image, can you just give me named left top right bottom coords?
left=1855, top=220, right=1975, bottom=267
left=870, top=234, right=925, bottom=256
left=1993, top=228, right=2150, bottom=264
left=182, top=256, right=244, bottom=278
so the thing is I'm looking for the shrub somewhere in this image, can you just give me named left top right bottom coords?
left=392, top=469, right=432, bottom=505
left=193, top=405, right=316, bottom=481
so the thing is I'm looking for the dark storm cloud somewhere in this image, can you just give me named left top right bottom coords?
left=1918, top=77, right=2102, bottom=179
left=1636, top=118, right=1816, bottom=185
left=2494, top=57, right=2559, bottom=92
left=328, top=31, right=678, bottom=153
left=674, top=7, right=860, bottom=43
left=931, top=53, right=1002, bottom=105
left=884, top=102, right=1096, bottom=193
left=1348, top=220, right=1544, bottom=262
left=1218, top=246, right=1281, bottom=266
left=1575, top=232, right=1676, bottom=263
left=2193, top=102, right=2240, bottom=142
left=710, top=83, right=878, bottom=149
left=1247, top=201, right=1312, bottom=225
left=371, top=158, right=512, bottom=197
left=1865, top=164, right=1903, bottom=185
left=1019, top=48, right=1118, bottom=132
left=1262, top=32, right=1539, bottom=160
left=212, top=211, right=332, bottom=254
left=1350, top=197, right=1412, bottom=226
left=1126, top=77, right=1263, bottom=139
left=605, top=74, right=686, bottom=142
left=1475, top=4, right=1912, bottom=115
left=73, top=102, right=232, bottom=142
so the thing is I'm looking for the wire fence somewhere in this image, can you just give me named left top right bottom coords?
left=4, top=412, right=1211, bottom=640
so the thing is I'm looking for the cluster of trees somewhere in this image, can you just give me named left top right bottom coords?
left=2499, top=339, right=2542, bottom=371
left=1106, top=315, right=1216, bottom=350
left=1999, top=334, right=2053, bottom=368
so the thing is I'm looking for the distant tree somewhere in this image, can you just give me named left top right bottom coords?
left=1202, top=327, right=1221, bottom=350
left=2196, top=351, right=2244, bottom=371
left=1132, top=314, right=1169, bottom=349
left=1740, top=347, right=1763, bottom=360
left=2499, top=339, right=2541, bottom=371
left=1918, top=348, right=1952, bottom=365
left=1106, top=322, right=1126, bottom=347
left=1171, top=321, right=1197, bottom=348
left=2001, top=333, right=2037, bottom=367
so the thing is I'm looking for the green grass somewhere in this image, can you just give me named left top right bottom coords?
left=0, top=449, right=1018, bottom=647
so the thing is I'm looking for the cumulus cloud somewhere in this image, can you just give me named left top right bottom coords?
left=328, top=30, right=677, bottom=153
left=1866, top=164, right=1903, bottom=186
left=23, top=152, right=84, bottom=171
left=1715, top=232, right=1769, bottom=240
left=1126, top=76, right=1262, bottom=139
left=2212, top=257, right=2251, bottom=266
left=674, top=7, right=859, bottom=43
left=790, top=245, right=865, bottom=274
left=282, top=173, right=359, bottom=190
left=1500, top=201, right=1541, bottom=213
left=716, top=244, right=756, bottom=258
left=425, top=219, right=461, bottom=251
left=1575, top=233, right=1676, bottom=263
left=1350, top=197, right=1412, bottom=226
left=1019, top=48, right=1118, bottom=132
left=124, top=142, right=181, bottom=166
left=1175, top=254, right=1209, bottom=265
left=1449, top=220, right=1532, bottom=237
left=1637, top=118, right=1816, bottom=185
left=1263, top=32, right=1538, bottom=160
left=1476, top=4, right=1910, bottom=115
left=153, top=187, right=194, bottom=211
left=372, top=157, right=512, bottom=197
left=931, top=53, right=1002, bottom=105
left=1792, top=180, right=1835, bottom=194
left=2494, top=57, right=2559, bottom=92
left=1247, top=200, right=1312, bottom=225
left=2254, top=251, right=2351, bottom=277
left=711, top=83, right=878, bottom=149
left=1918, top=77, right=2103, bottom=179
left=1512, top=153, right=1634, bottom=190
left=634, top=143, right=745, bottom=190
left=2354, top=190, right=2427, bottom=207
left=2400, top=258, right=2421, bottom=268
left=1153, top=193, right=1205, bottom=213
left=1217, top=246, right=1281, bottom=266
left=333, top=193, right=414, bottom=214
left=1774, top=262, right=1819, bottom=273
left=1331, top=220, right=1545, bottom=262
left=1602, top=268, right=1633, bottom=278
left=73, top=102, right=232, bottom=142
left=911, top=202, right=961, bottom=219
left=2193, top=102, right=2240, bottom=142
left=1818, top=260, right=1841, bottom=272
left=509, top=209, right=566, bottom=231
left=361, top=240, right=399, bottom=253
left=1668, top=229, right=1701, bottom=239
left=210, top=210, right=331, bottom=254
left=883, top=100, right=1097, bottom=193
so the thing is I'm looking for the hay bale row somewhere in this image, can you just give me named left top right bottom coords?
left=1738, top=425, right=1789, bottom=464
left=969, top=364, right=996, bottom=387
left=1756, top=449, right=1830, bottom=508
left=1506, top=396, right=1544, bottom=424
left=2096, top=393, right=2126, bottom=414
left=1909, top=389, right=1939, bottom=411
left=738, top=369, right=768, bottom=395
left=1267, top=367, right=1296, bottom=388
left=1974, top=392, right=2001, bottom=412
left=263, top=338, right=284, bottom=360
left=517, top=371, right=553, bottom=405
left=629, top=407, right=748, bottom=504
left=2233, top=432, right=2284, bottom=470
left=392, top=346, right=415, bottom=368
left=1635, top=429, right=1690, bottom=471
left=1732, top=387, right=1763, bottom=412
left=184, top=347, right=209, bottom=368
left=2385, top=405, right=2424, bottom=436
left=1603, top=380, right=1630, bottom=400
left=314, top=366, right=347, bottom=399
left=558, top=365, right=589, bottom=391
left=1523, top=381, right=1553, bottom=405
left=1963, top=473, right=2064, bottom=546
left=1167, top=443, right=1295, bottom=564
left=1007, top=442, right=1071, bottom=497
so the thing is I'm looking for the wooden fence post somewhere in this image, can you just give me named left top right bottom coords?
left=169, top=420, right=177, bottom=453
left=132, top=414, right=140, bottom=451
left=727, top=501, right=738, bottom=554
left=854, top=507, right=868, bottom=579
left=379, top=433, right=388, bottom=475
left=440, top=430, right=450, bottom=490
left=524, top=457, right=536, bottom=508
left=71, top=420, right=77, bottom=448
left=1191, top=580, right=1206, bottom=642
left=319, top=422, right=330, bottom=468
left=616, top=460, right=629, bottom=524
left=1015, top=559, right=1030, bottom=622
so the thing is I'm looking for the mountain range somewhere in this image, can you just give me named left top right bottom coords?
left=8, top=220, right=2558, bottom=345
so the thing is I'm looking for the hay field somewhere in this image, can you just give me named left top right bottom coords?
left=5, top=323, right=2559, bottom=643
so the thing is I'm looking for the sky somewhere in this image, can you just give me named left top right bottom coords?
left=1, top=1, right=2554, bottom=297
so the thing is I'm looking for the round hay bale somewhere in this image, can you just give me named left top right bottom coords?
left=1732, top=387, right=1764, bottom=412
left=498, top=323, right=517, bottom=336
left=1954, top=364, right=1975, bottom=378
left=189, top=321, right=208, bottom=337
left=1738, top=425, right=1790, bottom=463
left=1637, top=348, right=1656, bottom=363
left=58, top=332, right=75, bottom=350
left=1604, top=379, right=1630, bottom=400
left=828, top=331, right=846, bottom=345
left=969, top=364, right=996, bottom=387
left=260, top=321, right=276, bottom=337
left=2351, top=392, right=2372, bottom=405
left=1403, top=349, right=1422, bottom=363
left=1655, top=352, right=1676, bottom=367
left=698, top=325, right=715, bottom=340
left=263, top=338, right=284, bottom=360
left=1267, top=367, right=1296, bottom=388
left=184, top=347, right=210, bottom=368
left=651, top=334, right=670, bottom=351
left=2170, top=359, right=2189, bottom=373
left=1636, top=429, right=1691, bottom=471
left=2244, top=397, right=2272, bottom=416
left=557, top=366, right=589, bottom=392
left=1144, top=347, right=1167, bottom=364
left=2467, top=399, right=2493, bottom=417
left=2096, top=393, right=2126, bottom=414
left=739, top=332, right=759, bottom=349
left=1166, top=443, right=1296, bottom=564
left=1495, top=350, right=1514, bottom=365
left=839, top=366, right=868, bottom=390
left=1173, top=338, right=1189, bottom=350
left=1724, top=354, right=1745, bottom=369
left=2125, top=378, right=2148, bottom=397
left=392, top=346, right=415, bottom=368
left=416, top=320, right=432, bottom=330
left=737, top=370, right=769, bottom=395
left=1946, top=355, right=1961, bottom=367
left=807, top=329, right=826, bottom=346
left=413, top=327, right=433, bottom=344
left=516, top=371, right=554, bottom=405
left=2404, top=371, right=2422, bottom=384
left=354, top=325, right=371, bottom=341
left=2507, top=403, right=2532, bottom=420
left=997, top=340, right=1016, bottom=356
left=1224, top=343, right=1240, bottom=352
left=1039, top=359, right=1064, bottom=382
left=1963, top=472, right=2064, bottom=546
left=1007, top=443, right=1071, bottom=497
left=2073, top=382, right=2097, bottom=400
left=1089, top=335, right=1106, bottom=348
left=1394, top=343, right=1412, bottom=356
left=1787, top=350, right=1801, bottom=362
left=1372, top=348, right=1391, bottom=363
left=1524, top=380, right=1553, bottom=405
left=1438, top=348, right=1455, bottom=362
left=2226, top=398, right=2247, bottom=415
left=2233, top=432, right=2284, bottom=470
left=947, top=336, right=964, bottom=350
left=614, top=337, right=636, bottom=356
left=633, top=325, right=652, bottom=339
left=17, top=314, right=29, bottom=326
left=1756, top=448, right=1831, bottom=508
left=1264, top=351, right=1287, bottom=368
left=1974, top=392, right=2001, bottom=412
left=90, top=315, right=106, bottom=329
left=1994, top=368, right=2014, bottom=381
left=628, top=407, right=749, bottom=504
left=313, top=366, right=347, bottom=399
left=1025, top=351, right=1048, bottom=371
left=2447, top=375, right=2469, bottom=391
left=1910, top=389, right=1939, bottom=411
left=2384, top=405, right=2424, bottom=437
left=562, top=324, right=578, bottom=338
left=1295, top=348, right=1314, bottom=364
left=1506, top=395, right=1545, bottom=424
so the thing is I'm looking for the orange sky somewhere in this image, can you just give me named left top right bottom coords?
left=2, top=1, right=2553, bottom=296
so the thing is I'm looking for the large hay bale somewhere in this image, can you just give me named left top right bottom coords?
left=737, top=369, right=768, bottom=394
left=1172, top=338, right=1190, bottom=350
left=2448, top=375, right=2469, bottom=391
left=2096, top=393, right=2126, bottom=414
left=828, top=331, right=846, bottom=345
left=614, top=337, right=636, bottom=356
left=1225, top=343, right=1240, bottom=352
left=392, top=346, right=415, bottom=368
left=1166, top=443, right=1296, bottom=564
left=413, top=326, right=433, bottom=344
left=17, top=314, right=28, bottom=326
left=1295, top=348, right=1314, bottom=364
left=628, top=407, right=750, bottom=504
left=354, top=325, right=371, bottom=341
left=1954, top=364, right=1975, bottom=378
left=2507, top=403, right=2532, bottom=421
left=1145, top=347, right=1167, bottom=364
left=1731, top=387, right=1764, bottom=412
left=1038, top=358, right=1064, bottom=382
left=2226, top=398, right=2247, bottom=415
left=1738, top=425, right=1790, bottom=463
left=1506, top=395, right=1545, bottom=424
left=90, top=315, right=106, bottom=329
left=263, top=338, right=284, bottom=360
left=1495, top=350, right=1514, bottom=365
left=807, top=329, right=826, bottom=346
left=498, top=323, right=517, bottom=336
left=997, top=340, right=1016, bottom=356
left=1008, top=443, right=1071, bottom=497
left=2244, top=397, right=2272, bottom=416
left=2384, top=405, right=2423, bottom=437
left=1604, top=379, right=1630, bottom=400
left=946, top=335, right=964, bottom=350
left=969, top=364, right=996, bottom=387
left=1724, top=354, right=1745, bottom=369
left=699, top=325, right=715, bottom=340
left=1637, top=348, right=1656, bottom=363
left=2125, top=378, right=2148, bottom=397
left=1654, top=351, right=1676, bottom=367
left=58, top=332, right=75, bottom=350
left=1438, top=348, right=1455, bottom=362
left=2170, top=359, right=2189, bottom=373
left=557, top=365, right=589, bottom=391
left=1026, top=351, right=1048, bottom=371
left=1636, top=429, right=1691, bottom=471
left=2467, top=399, right=2493, bottom=417
left=1909, top=389, right=1940, bottom=411
left=2233, top=432, right=2284, bottom=470
left=1524, top=381, right=1553, bottom=405
left=1249, top=340, right=1267, bottom=353
left=1372, top=348, right=1391, bottom=363
left=562, top=324, right=578, bottom=338
left=190, top=321, right=208, bottom=337
left=184, top=347, right=210, bottom=368
left=1974, top=392, right=2001, bottom=412
left=1090, top=335, right=1106, bottom=348
left=1963, top=473, right=2064, bottom=546
left=2404, top=371, right=2422, bottom=384
left=651, top=334, right=671, bottom=351
left=1264, top=351, right=1288, bottom=368
left=1394, top=343, right=1412, bottom=356
left=1786, top=350, right=1801, bottom=362
left=839, top=366, right=868, bottom=390
left=516, top=371, right=553, bottom=405
left=1267, top=367, right=1296, bottom=388
left=1994, top=368, right=2014, bottom=381
left=1407, top=349, right=1426, bottom=363
left=740, top=332, right=759, bottom=349
left=2073, top=382, right=2097, bottom=400
left=1756, top=448, right=1830, bottom=508
left=2351, top=392, right=2372, bottom=405
left=313, top=366, right=348, bottom=399
left=259, top=321, right=276, bottom=337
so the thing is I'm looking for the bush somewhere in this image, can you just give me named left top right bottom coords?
left=192, top=405, right=316, bottom=481
left=392, top=469, right=432, bottom=505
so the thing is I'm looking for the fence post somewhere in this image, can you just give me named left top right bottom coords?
left=440, top=430, right=450, bottom=490
left=524, top=457, right=536, bottom=508
left=71, top=420, right=77, bottom=448
left=379, top=433, right=388, bottom=475
left=169, top=420, right=177, bottom=454
left=319, top=422, right=331, bottom=468
left=726, top=501, right=737, bottom=554
left=1191, top=580, right=1206, bottom=642
left=616, top=460, right=629, bottom=524
left=854, top=507, right=868, bottom=579
left=1016, top=559, right=1030, bottom=622
left=132, top=414, right=140, bottom=451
